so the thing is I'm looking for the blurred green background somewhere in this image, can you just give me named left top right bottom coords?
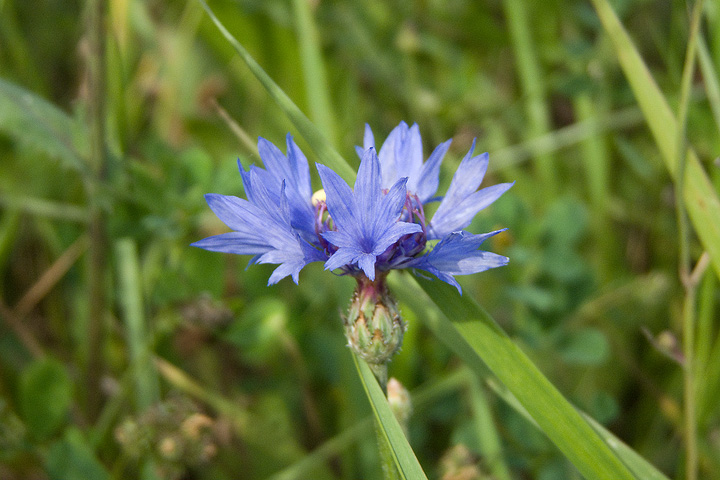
left=1, top=0, right=719, bottom=478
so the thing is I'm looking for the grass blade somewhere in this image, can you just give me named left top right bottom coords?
left=590, top=0, right=720, bottom=281
left=115, top=238, right=160, bottom=410
left=197, top=0, right=355, bottom=183
left=0, top=77, right=88, bottom=173
left=411, top=276, right=636, bottom=480
left=353, top=355, right=428, bottom=480
left=291, top=0, right=337, bottom=147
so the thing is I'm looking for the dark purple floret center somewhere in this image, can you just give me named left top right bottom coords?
left=378, top=192, right=427, bottom=268
left=312, top=190, right=428, bottom=276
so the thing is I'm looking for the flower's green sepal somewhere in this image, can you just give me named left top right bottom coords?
left=344, top=274, right=404, bottom=366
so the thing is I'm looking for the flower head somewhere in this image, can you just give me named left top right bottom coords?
left=357, top=121, right=513, bottom=292
left=191, top=134, right=327, bottom=285
left=193, top=123, right=512, bottom=293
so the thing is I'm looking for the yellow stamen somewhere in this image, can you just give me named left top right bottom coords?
left=311, top=189, right=326, bottom=206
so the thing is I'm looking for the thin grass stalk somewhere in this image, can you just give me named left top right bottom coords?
left=115, top=239, right=160, bottom=411
left=694, top=265, right=716, bottom=421
left=696, top=35, right=720, bottom=134
left=674, top=2, right=704, bottom=479
left=502, top=0, right=557, bottom=195
left=291, top=0, right=337, bottom=147
left=85, top=0, right=108, bottom=421
left=197, top=0, right=355, bottom=183
left=574, top=93, right=614, bottom=281
left=467, top=375, right=512, bottom=480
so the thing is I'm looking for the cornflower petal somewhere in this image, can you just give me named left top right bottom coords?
left=193, top=139, right=326, bottom=285
left=393, top=123, right=423, bottom=185
left=363, top=123, right=375, bottom=151
left=190, top=231, right=270, bottom=255
left=413, top=138, right=451, bottom=203
left=428, top=144, right=513, bottom=239
left=317, top=148, right=421, bottom=280
left=249, top=135, right=316, bottom=237
left=362, top=123, right=451, bottom=203
left=201, top=193, right=262, bottom=233
left=409, top=230, right=509, bottom=293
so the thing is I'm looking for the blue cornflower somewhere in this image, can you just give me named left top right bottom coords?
left=191, top=135, right=327, bottom=285
left=192, top=123, right=512, bottom=293
left=357, top=121, right=513, bottom=292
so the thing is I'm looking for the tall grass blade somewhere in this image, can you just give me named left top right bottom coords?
left=412, top=277, right=636, bottom=480
left=291, top=0, right=337, bottom=147
left=115, top=238, right=160, bottom=410
left=590, top=0, right=720, bottom=281
left=197, top=0, right=354, bottom=182
left=0, top=77, right=88, bottom=173
left=353, top=355, right=428, bottom=480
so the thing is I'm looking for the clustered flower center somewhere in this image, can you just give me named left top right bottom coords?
left=311, top=188, right=428, bottom=274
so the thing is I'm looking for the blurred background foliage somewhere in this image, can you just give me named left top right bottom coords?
left=0, top=0, right=719, bottom=478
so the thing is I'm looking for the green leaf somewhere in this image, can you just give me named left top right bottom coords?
left=0, top=77, right=88, bottom=173
left=392, top=274, right=670, bottom=480
left=197, top=0, right=355, bottom=183
left=46, top=427, right=110, bottom=480
left=411, top=277, right=636, bottom=480
left=590, top=0, right=720, bottom=282
left=353, top=356, right=428, bottom=480
left=19, top=357, right=73, bottom=441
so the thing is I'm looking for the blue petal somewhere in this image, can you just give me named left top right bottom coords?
left=354, top=148, right=383, bottom=230
left=317, top=149, right=421, bottom=277
left=376, top=122, right=404, bottom=189
left=194, top=181, right=325, bottom=285
left=324, top=247, right=362, bottom=272
left=409, top=230, right=509, bottom=293
left=251, top=136, right=316, bottom=237
left=370, top=122, right=452, bottom=202
left=190, top=232, right=270, bottom=255
left=413, top=139, right=451, bottom=203
left=363, top=123, right=375, bottom=150
left=393, top=123, right=423, bottom=186
left=429, top=182, right=514, bottom=239
left=204, top=193, right=264, bottom=233
left=428, top=145, right=513, bottom=239
left=316, top=163, right=359, bottom=237
left=358, top=253, right=377, bottom=280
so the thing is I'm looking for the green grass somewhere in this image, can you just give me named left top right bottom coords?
left=0, top=0, right=719, bottom=478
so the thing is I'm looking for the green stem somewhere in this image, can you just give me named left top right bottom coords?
left=369, top=361, right=393, bottom=477
left=674, top=2, right=704, bottom=479
left=370, top=362, right=388, bottom=394
left=85, top=0, right=108, bottom=421
left=291, top=0, right=337, bottom=147
left=502, top=0, right=557, bottom=195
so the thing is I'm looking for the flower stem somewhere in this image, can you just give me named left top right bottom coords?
left=370, top=361, right=397, bottom=480
left=370, top=362, right=388, bottom=394
left=85, top=0, right=108, bottom=421
left=674, top=2, right=704, bottom=479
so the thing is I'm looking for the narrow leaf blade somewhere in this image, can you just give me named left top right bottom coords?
left=353, top=355, right=428, bottom=480
left=590, top=0, right=720, bottom=281
left=197, top=0, right=355, bottom=183
left=0, top=77, right=88, bottom=173
left=412, top=276, right=636, bottom=480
